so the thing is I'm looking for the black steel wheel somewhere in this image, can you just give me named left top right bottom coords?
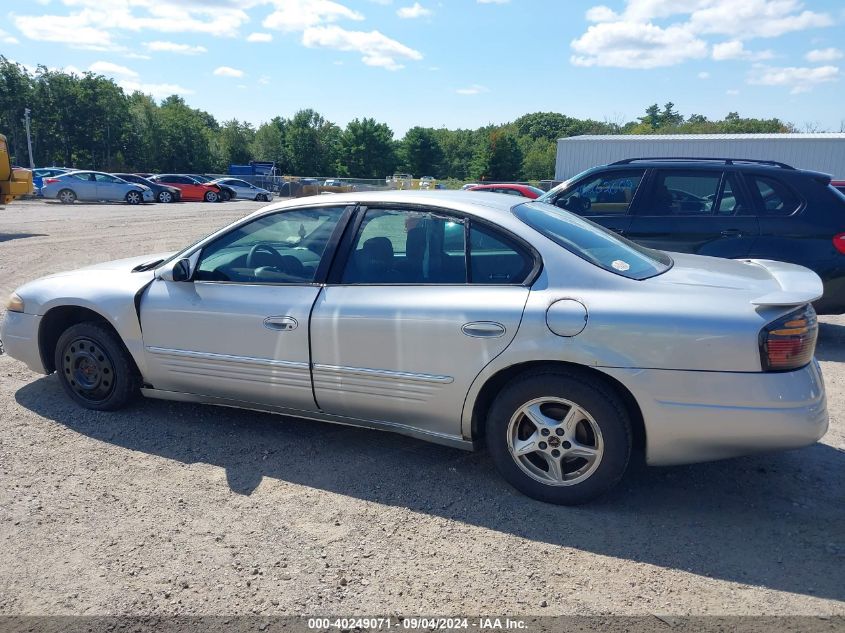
left=54, top=322, right=137, bottom=410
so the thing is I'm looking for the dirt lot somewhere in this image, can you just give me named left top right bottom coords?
left=0, top=198, right=843, bottom=617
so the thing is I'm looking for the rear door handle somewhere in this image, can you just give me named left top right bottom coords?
left=720, top=229, right=743, bottom=237
left=461, top=321, right=506, bottom=338
left=263, top=316, right=298, bottom=331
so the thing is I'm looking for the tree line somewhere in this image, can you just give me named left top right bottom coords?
left=0, top=57, right=795, bottom=181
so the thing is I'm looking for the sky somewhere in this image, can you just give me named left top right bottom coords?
left=2, top=0, right=845, bottom=136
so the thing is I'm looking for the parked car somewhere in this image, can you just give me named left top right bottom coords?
left=832, top=180, right=845, bottom=195
left=113, top=173, right=181, bottom=203
left=461, top=183, right=480, bottom=190
left=211, top=178, right=274, bottom=201
left=148, top=174, right=222, bottom=202
left=468, top=184, right=545, bottom=199
left=32, top=167, right=71, bottom=194
left=540, top=158, right=845, bottom=314
left=1, top=191, right=827, bottom=505
left=40, top=171, right=153, bottom=204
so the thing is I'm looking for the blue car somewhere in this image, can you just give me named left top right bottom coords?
left=32, top=167, right=71, bottom=194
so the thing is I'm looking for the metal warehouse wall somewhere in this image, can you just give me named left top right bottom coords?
left=554, top=134, right=845, bottom=181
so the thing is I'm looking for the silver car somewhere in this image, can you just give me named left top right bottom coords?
left=211, top=178, right=274, bottom=201
left=1, top=192, right=828, bottom=504
left=40, top=170, right=154, bottom=205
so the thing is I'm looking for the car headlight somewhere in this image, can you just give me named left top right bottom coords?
left=7, top=292, right=24, bottom=313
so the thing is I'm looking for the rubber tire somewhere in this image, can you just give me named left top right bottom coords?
left=58, top=189, right=76, bottom=204
left=221, top=190, right=231, bottom=201
left=54, top=322, right=137, bottom=411
left=486, top=370, right=631, bottom=505
left=126, top=190, right=142, bottom=205
left=204, top=191, right=219, bottom=203
left=158, top=190, right=173, bottom=203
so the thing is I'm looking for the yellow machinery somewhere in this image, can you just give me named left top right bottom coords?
left=0, top=134, right=33, bottom=205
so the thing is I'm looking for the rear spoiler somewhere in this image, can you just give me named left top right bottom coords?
left=742, top=259, right=824, bottom=307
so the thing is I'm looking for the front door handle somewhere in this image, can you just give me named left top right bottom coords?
left=720, top=229, right=743, bottom=237
left=461, top=321, right=506, bottom=338
left=263, top=316, right=298, bottom=331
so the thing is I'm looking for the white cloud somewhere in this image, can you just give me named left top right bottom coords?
left=571, top=22, right=708, bottom=69
left=88, top=61, right=139, bottom=78
left=118, top=80, right=195, bottom=98
left=456, top=83, right=489, bottom=95
left=698, top=71, right=710, bottom=79
left=748, top=64, right=839, bottom=93
left=726, top=88, right=740, bottom=95
left=712, top=40, right=774, bottom=61
left=397, top=2, right=431, bottom=18
left=263, top=0, right=363, bottom=33
left=302, top=25, right=422, bottom=70
left=247, top=32, right=273, bottom=42
left=13, top=11, right=119, bottom=49
left=805, top=47, right=843, bottom=62
left=572, top=0, right=834, bottom=70
left=0, top=28, right=20, bottom=44
left=145, top=41, right=207, bottom=54
left=213, top=65, right=245, bottom=77
left=258, top=75, right=271, bottom=84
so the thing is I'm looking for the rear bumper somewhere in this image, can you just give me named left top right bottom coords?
left=600, top=361, right=828, bottom=466
left=0, top=311, right=46, bottom=373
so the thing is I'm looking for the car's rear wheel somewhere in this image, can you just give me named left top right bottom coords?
left=125, top=190, right=142, bottom=205
left=220, top=190, right=231, bottom=201
left=204, top=191, right=219, bottom=203
left=54, top=322, right=137, bottom=411
left=58, top=189, right=76, bottom=204
left=486, top=370, right=631, bottom=505
left=158, top=190, right=173, bottom=203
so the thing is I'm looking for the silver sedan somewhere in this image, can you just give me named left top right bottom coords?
left=211, top=177, right=274, bottom=201
left=0, top=191, right=828, bottom=504
left=40, top=171, right=154, bottom=204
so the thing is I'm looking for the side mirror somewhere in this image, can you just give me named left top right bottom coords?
left=156, top=258, right=192, bottom=282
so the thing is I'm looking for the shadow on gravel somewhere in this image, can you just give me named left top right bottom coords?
left=816, top=322, right=845, bottom=362
left=16, top=375, right=845, bottom=603
left=0, top=232, right=47, bottom=243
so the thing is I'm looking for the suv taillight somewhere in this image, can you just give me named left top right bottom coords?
left=834, top=233, right=845, bottom=254
left=759, top=304, right=818, bottom=371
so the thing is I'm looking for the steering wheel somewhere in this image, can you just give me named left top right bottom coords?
left=246, top=243, right=284, bottom=268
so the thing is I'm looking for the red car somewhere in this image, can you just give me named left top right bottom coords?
left=467, top=183, right=545, bottom=199
left=832, top=180, right=845, bottom=195
left=149, top=174, right=222, bottom=202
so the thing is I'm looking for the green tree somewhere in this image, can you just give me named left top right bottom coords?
left=472, top=129, right=523, bottom=181
left=156, top=95, right=217, bottom=173
left=285, top=109, right=341, bottom=176
left=252, top=117, right=290, bottom=173
left=218, top=118, right=256, bottom=168
left=400, top=126, right=443, bottom=177
left=0, top=57, right=35, bottom=165
left=521, top=137, right=556, bottom=181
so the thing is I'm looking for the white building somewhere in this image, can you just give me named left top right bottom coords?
left=555, top=133, right=845, bottom=181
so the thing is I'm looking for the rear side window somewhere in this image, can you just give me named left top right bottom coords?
left=469, top=223, right=534, bottom=284
left=747, top=175, right=802, bottom=216
left=645, top=170, right=722, bottom=216
left=553, top=170, right=645, bottom=216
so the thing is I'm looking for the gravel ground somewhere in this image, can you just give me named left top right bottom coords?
left=0, top=198, right=843, bottom=617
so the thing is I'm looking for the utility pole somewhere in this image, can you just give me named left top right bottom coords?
left=23, top=108, right=35, bottom=170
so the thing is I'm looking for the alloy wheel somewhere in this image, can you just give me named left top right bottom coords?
left=507, top=397, right=604, bottom=486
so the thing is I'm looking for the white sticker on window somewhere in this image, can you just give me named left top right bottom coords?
left=612, top=259, right=630, bottom=272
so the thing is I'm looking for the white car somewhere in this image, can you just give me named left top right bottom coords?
left=211, top=178, right=274, bottom=202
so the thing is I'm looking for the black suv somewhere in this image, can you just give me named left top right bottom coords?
left=540, top=158, right=845, bottom=314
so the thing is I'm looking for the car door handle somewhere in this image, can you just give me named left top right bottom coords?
left=461, top=321, right=506, bottom=338
left=263, top=316, right=298, bottom=331
left=720, top=229, right=743, bottom=237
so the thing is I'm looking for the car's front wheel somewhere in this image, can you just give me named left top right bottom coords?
left=486, top=370, right=631, bottom=505
left=204, top=191, right=219, bottom=203
left=54, top=322, right=137, bottom=411
left=125, top=190, right=142, bottom=205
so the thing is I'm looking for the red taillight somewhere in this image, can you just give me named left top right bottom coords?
left=759, top=304, right=818, bottom=371
left=834, top=233, right=845, bottom=255
left=43, top=178, right=60, bottom=184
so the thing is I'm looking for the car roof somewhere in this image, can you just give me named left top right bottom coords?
left=591, top=159, right=830, bottom=179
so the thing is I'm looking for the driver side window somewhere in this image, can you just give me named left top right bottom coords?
left=194, top=206, right=346, bottom=284
left=555, top=170, right=645, bottom=216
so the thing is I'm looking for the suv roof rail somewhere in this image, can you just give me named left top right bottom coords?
left=610, top=157, right=796, bottom=169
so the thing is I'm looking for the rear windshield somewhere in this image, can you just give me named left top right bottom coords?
left=513, top=201, right=672, bottom=280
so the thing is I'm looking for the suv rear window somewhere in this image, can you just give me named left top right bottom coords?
left=747, top=175, right=802, bottom=216
left=514, top=201, right=672, bottom=280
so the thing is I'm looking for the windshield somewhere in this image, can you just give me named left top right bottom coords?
left=513, top=201, right=672, bottom=280
left=538, top=168, right=596, bottom=202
